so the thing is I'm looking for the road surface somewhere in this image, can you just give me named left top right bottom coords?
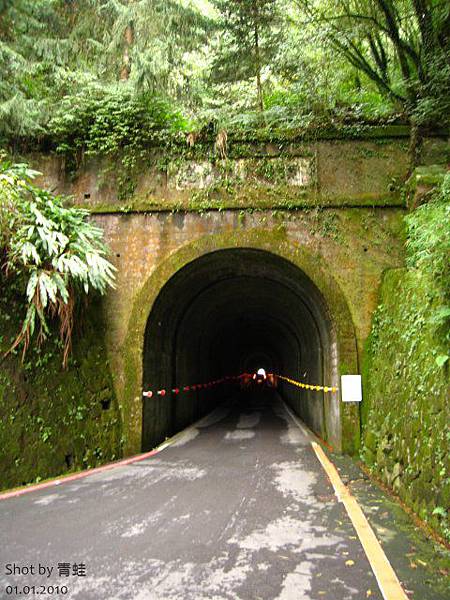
left=1, top=392, right=389, bottom=599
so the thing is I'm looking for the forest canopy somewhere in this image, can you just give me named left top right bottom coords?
left=1, top=0, right=449, bottom=147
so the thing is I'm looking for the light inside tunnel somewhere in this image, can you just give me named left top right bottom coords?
left=142, top=248, right=339, bottom=451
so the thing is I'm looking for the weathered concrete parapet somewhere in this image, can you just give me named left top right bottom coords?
left=32, top=126, right=449, bottom=213
left=167, top=157, right=314, bottom=190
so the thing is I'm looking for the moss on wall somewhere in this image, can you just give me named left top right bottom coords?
left=71, top=191, right=403, bottom=215
left=0, top=285, right=123, bottom=491
left=405, top=165, right=448, bottom=209
left=361, top=269, right=449, bottom=542
left=34, top=132, right=449, bottom=213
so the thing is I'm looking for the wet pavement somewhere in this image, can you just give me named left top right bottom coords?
left=329, top=452, right=450, bottom=600
left=0, top=391, right=448, bottom=599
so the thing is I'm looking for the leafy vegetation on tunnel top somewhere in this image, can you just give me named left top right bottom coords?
left=0, top=157, right=116, bottom=366
left=1, top=0, right=449, bottom=161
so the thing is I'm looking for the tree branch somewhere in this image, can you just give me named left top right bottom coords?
left=332, top=36, right=406, bottom=103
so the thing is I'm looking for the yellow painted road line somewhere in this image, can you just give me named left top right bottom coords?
left=311, top=441, right=409, bottom=600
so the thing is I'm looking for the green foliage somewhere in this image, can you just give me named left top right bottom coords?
left=48, top=86, right=190, bottom=195
left=0, top=0, right=211, bottom=144
left=46, top=85, right=190, bottom=195
left=210, top=0, right=282, bottom=110
left=432, top=506, right=447, bottom=519
left=361, top=175, right=450, bottom=542
left=369, top=175, right=450, bottom=368
left=292, top=0, right=450, bottom=128
left=362, top=270, right=450, bottom=542
left=406, top=174, right=450, bottom=296
left=0, top=289, right=122, bottom=490
left=413, top=51, right=450, bottom=126
left=0, top=158, right=116, bottom=364
left=49, top=87, right=189, bottom=157
left=0, top=0, right=448, bottom=154
left=405, top=174, right=450, bottom=364
left=98, top=0, right=212, bottom=95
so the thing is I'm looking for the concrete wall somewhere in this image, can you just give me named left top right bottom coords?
left=34, top=131, right=448, bottom=212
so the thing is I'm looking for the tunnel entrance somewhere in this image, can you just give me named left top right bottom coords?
left=142, top=248, right=341, bottom=451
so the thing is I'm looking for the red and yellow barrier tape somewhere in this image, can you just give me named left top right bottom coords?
left=143, top=372, right=338, bottom=398
left=278, top=374, right=338, bottom=393
left=142, top=374, right=241, bottom=398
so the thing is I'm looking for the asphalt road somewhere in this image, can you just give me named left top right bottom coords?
left=0, top=391, right=386, bottom=599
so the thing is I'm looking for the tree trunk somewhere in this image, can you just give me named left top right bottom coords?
left=120, top=21, right=134, bottom=81
left=256, top=67, right=264, bottom=112
left=408, top=118, right=423, bottom=175
left=254, top=23, right=264, bottom=112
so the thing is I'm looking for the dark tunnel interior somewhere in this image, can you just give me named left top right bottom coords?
left=142, top=248, right=339, bottom=451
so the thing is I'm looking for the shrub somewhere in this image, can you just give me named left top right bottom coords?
left=0, top=158, right=116, bottom=365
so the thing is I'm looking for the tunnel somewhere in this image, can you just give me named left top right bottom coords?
left=142, top=248, right=340, bottom=451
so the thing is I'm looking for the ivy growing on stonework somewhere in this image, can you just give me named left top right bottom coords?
left=48, top=88, right=190, bottom=178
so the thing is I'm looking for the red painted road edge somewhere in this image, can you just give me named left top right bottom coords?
left=0, top=448, right=161, bottom=501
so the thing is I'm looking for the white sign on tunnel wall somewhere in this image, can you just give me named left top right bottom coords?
left=341, top=375, right=362, bottom=402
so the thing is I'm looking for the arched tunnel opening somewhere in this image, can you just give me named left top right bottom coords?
left=142, top=248, right=340, bottom=451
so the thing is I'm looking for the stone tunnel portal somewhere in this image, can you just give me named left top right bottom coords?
left=142, top=248, right=341, bottom=452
